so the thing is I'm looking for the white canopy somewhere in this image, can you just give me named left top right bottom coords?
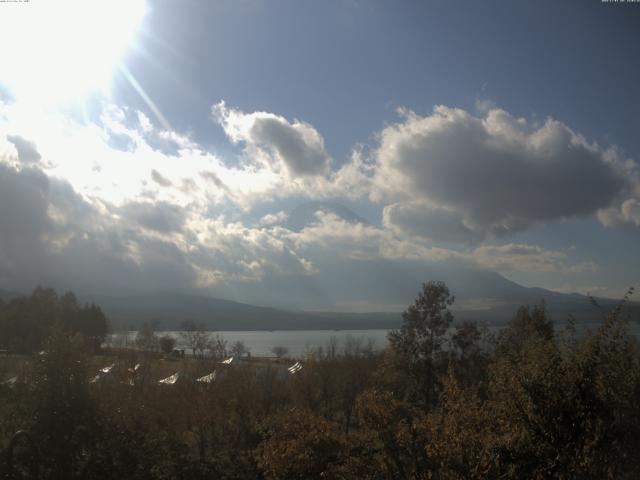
left=196, top=371, right=217, bottom=383
left=158, top=372, right=180, bottom=385
left=288, top=361, right=302, bottom=374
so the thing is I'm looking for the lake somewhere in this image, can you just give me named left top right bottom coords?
left=107, top=322, right=640, bottom=358
left=108, top=329, right=390, bottom=357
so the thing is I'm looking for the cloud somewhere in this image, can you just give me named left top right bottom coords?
left=0, top=163, right=51, bottom=284
left=6, top=134, right=41, bottom=163
left=550, top=284, right=610, bottom=296
left=0, top=153, right=600, bottom=310
left=598, top=197, right=640, bottom=226
left=0, top=98, right=624, bottom=310
left=258, top=210, right=288, bottom=227
left=470, top=243, right=596, bottom=274
left=0, top=155, right=317, bottom=297
left=213, top=101, right=332, bottom=177
left=369, top=106, right=633, bottom=242
left=383, top=202, right=483, bottom=245
left=151, top=169, right=172, bottom=187
left=621, top=198, right=640, bottom=225
left=120, top=201, right=186, bottom=233
left=285, top=211, right=463, bottom=263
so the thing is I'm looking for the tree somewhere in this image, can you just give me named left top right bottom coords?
left=0, top=287, right=59, bottom=352
left=230, top=340, right=249, bottom=359
left=496, top=302, right=553, bottom=357
left=159, top=335, right=176, bottom=354
left=0, top=288, right=109, bottom=353
left=258, top=409, right=343, bottom=479
left=271, top=346, right=288, bottom=359
left=179, top=320, right=209, bottom=357
left=207, top=333, right=227, bottom=360
left=387, top=280, right=454, bottom=406
left=135, top=320, right=159, bottom=352
left=354, top=389, right=431, bottom=478
left=450, top=320, right=491, bottom=386
left=31, top=326, right=98, bottom=478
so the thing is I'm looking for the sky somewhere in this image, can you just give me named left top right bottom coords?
left=0, top=0, right=639, bottom=310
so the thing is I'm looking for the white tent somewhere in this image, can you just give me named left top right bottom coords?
left=288, top=361, right=302, bottom=374
left=158, top=372, right=181, bottom=385
left=100, top=363, right=115, bottom=374
left=196, top=371, right=217, bottom=383
left=128, top=363, right=141, bottom=373
left=2, top=375, right=19, bottom=387
left=90, top=363, right=116, bottom=383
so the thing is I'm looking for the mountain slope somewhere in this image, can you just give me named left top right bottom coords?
left=83, top=286, right=638, bottom=331
left=284, top=201, right=369, bottom=232
left=83, top=292, right=399, bottom=330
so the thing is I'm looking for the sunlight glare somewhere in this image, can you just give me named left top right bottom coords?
left=0, top=0, right=147, bottom=106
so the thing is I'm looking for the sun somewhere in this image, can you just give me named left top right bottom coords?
left=0, top=0, right=147, bottom=107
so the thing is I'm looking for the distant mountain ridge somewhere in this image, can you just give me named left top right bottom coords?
left=79, top=286, right=640, bottom=330
left=3, top=278, right=637, bottom=330
left=82, top=292, right=399, bottom=330
left=0, top=289, right=23, bottom=302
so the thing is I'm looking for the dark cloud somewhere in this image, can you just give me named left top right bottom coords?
left=214, top=102, right=331, bottom=177
left=0, top=163, right=50, bottom=285
left=151, top=169, right=172, bottom=187
left=200, top=170, right=227, bottom=190
left=7, top=135, right=42, bottom=163
left=250, top=117, right=331, bottom=176
left=383, top=202, right=483, bottom=245
left=120, top=201, right=186, bottom=233
left=0, top=160, right=199, bottom=295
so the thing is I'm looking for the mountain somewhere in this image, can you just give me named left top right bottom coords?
left=81, top=284, right=638, bottom=331
left=284, top=201, right=369, bottom=232
left=0, top=289, right=23, bottom=302
left=3, top=271, right=637, bottom=330
left=81, top=292, right=399, bottom=330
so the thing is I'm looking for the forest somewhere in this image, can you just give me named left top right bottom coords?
left=0, top=281, right=639, bottom=479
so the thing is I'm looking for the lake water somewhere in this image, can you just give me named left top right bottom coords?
left=107, top=322, right=640, bottom=358
left=109, top=330, right=390, bottom=357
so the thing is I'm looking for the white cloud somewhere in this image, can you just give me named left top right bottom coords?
left=258, top=210, right=288, bottom=227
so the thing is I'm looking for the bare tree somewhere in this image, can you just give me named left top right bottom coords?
left=207, top=333, right=227, bottom=360
left=180, top=320, right=210, bottom=357
left=230, top=340, right=249, bottom=359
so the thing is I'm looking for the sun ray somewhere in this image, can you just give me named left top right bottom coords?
left=119, top=64, right=173, bottom=133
